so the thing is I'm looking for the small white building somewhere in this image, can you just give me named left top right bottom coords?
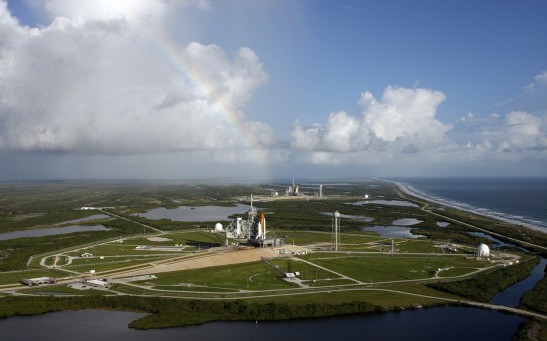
left=81, top=252, right=93, bottom=258
left=85, top=278, right=111, bottom=289
left=21, top=277, right=56, bottom=286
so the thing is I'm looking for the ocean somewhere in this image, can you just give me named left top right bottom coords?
left=392, top=177, right=547, bottom=232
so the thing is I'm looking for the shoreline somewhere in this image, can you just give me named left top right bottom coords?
left=390, top=180, right=547, bottom=235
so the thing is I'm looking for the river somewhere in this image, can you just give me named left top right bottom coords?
left=490, top=257, right=546, bottom=307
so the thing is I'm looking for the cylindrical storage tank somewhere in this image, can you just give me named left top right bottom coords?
left=334, top=211, right=341, bottom=218
left=214, top=223, right=223, bottom=232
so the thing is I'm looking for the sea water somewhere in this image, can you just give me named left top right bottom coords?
left=393, top=177, right=547, bottom=232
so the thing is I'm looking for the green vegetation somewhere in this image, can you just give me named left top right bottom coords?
left=307, top=254, right=485, bottom=283
left=66, top=258, right=162, bottom=274
left=428, top=257, right=540, bottom=302
left=511, top=320, right=547, bottom=341
left=271, top=258, right=339, bottom=281
left=138, top=261, right=296, bottom=291
left=0, top=295, right=380, bottom=329
left=0, top=218, right=144, bottom=271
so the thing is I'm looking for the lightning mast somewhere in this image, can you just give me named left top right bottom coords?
left=332, top=211, right=341, bottom=251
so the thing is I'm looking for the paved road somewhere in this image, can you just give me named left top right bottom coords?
left=98, top=209, right=166, bottom=235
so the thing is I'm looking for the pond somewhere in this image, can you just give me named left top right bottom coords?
left=351, top=200, right=419, bottom=207
left=468, top=232, right=510, bottom=247
left=362, top=226, right=425, bottom=239
left=392, top=218, right=422, bottom=226
left=361, top=218, right=424, bottom=238
left=0, top=225, right=110, bottom=241
left=134, top=204, right=253, bottom=222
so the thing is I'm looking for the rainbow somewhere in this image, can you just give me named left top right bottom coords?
left=145, top=31, right=272, bottom=179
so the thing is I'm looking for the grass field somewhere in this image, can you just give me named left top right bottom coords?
left=0, top=269, right=69, bottom=285
left=280, top=230, right=383, bottom=245
left=306, top=254, right=487, bottom=283
left=134, top=261, right=298, bottom=291
left=244, top=283, right=463, bottom=307
left=270, top=258, right=343, bottom=281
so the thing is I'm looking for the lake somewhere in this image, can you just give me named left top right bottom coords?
left=352, top=199, right=419, bottom=207
left=134, top=204, right=253, bottom=222
left=0, top=225, right=110, bottom=241
left=362, top=225, right=425, bottom=239
left=362, top=218, right=425, bottom=238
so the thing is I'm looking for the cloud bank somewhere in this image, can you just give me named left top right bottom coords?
left=290, top=84, right=546, bottom=172
left=0, top=0, right=273, bottom=160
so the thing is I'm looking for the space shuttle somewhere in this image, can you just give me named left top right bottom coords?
left=257, top=212, right=266, bottom=239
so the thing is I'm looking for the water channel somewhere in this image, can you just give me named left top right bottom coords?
left=490, top=257, right=546, bottom=307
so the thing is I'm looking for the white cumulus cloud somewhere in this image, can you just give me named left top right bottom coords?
left=0, top=0, right=273, bottom=159
left=291, top=86, right=450, bottom=158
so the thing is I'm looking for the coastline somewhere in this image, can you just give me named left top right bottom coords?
left=390, top=180, right=547, bottom=235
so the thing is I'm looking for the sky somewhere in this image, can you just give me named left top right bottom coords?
left=0, top=0, right=546, bottom=181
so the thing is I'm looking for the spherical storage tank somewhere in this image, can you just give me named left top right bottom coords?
left=214, top=223, right=223, bottom=232
left=477, top=243, right=490, bottom=257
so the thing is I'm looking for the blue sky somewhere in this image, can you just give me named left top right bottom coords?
left=1, top=0, right=546, bottom=180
